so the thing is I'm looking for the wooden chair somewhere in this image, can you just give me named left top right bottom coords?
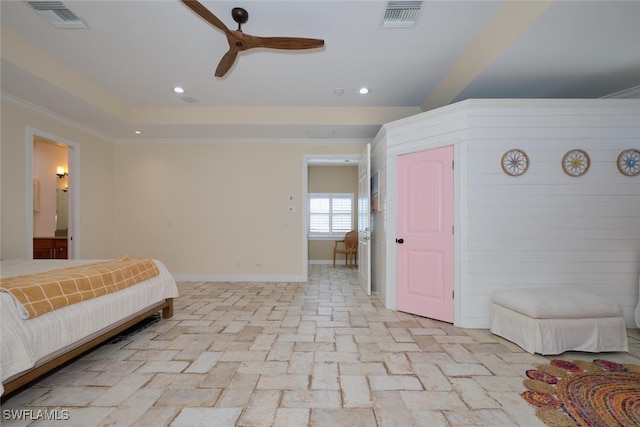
left=333, top=230, right=358, bottom=267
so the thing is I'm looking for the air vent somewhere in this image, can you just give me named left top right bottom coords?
left=382, top=1, right=423, bottom=28
left=26, top=1, right=88, bottom=29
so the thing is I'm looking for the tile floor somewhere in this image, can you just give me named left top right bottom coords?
left=2, top=265, right=640, bottom=426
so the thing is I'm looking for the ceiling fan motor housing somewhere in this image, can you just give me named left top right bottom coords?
left=231, top=7, right=248, bottom=29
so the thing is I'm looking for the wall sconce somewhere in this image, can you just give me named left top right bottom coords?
left=56, top=166, right=68, bottom=178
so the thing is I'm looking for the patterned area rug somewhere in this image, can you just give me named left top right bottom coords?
left=521, top=359, right=640, bottom=427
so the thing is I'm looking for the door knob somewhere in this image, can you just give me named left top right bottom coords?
left=396, top=238, right=404, bottom=244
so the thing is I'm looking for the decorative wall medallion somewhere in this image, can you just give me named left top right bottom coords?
left=501, top=149, right=529, bottom=176
left=616, top=149, right=640, bottom=177
left=562, top=149, right=590, bottom=177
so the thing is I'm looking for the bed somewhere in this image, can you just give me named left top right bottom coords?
left=1, top=257, right=179, bottom=397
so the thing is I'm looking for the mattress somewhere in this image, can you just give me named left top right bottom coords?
left=1, top=258, right=179, bottom=395
left=492, top=288, right=623, bottom=319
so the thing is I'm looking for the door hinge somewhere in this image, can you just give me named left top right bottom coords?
left=452, top=225, right=454, bottom=234
left=452, top=290, right=454, bottom=299
left=452, top=160, right=454, bottom=169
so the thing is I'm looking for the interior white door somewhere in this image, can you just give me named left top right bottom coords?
left=357, top=143, right=371, bottom=295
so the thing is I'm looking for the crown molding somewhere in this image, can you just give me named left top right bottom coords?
left=3, top=92, right=375, bottom=145
left=113, top=137, right=372, bottom=145
left=1, top=92, right=115, bottom=143
left=601, top=85, right=640, bottom=99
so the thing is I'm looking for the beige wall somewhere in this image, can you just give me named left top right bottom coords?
left=1, top=98, right=364, bottom=276
left=307, top=165, right=359, bottom=262
left=112, top=142, right=362, bottom=277
left=1, top=100, right=115, bottom=259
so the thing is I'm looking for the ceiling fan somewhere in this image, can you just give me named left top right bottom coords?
left=181, top=0, right=325, bottom=77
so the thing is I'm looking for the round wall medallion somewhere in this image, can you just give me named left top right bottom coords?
left=501, top=149, right=529, bottom=176
left=562, top=149, right=590, bottom=177
left=616, top=149, right=640, bottom=177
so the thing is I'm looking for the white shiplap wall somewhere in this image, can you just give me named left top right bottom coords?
left=372, top=99, right=640, bottom=329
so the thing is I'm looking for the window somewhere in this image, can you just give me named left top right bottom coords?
left=308, top=193, right=354, bottom=238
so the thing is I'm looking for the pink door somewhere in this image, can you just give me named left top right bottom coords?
left=397, top=146, right=454, bottom=322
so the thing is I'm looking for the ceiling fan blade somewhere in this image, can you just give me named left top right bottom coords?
left=182, top=2, right=324, bottom=77
left=215, top=49, right=239, bottom=77
left=249, top=36, right=325, bottom=50
left=181, top=0, right=230, bottom=35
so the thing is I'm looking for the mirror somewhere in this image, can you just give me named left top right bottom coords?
left=55, top=188, right=68, bottom=237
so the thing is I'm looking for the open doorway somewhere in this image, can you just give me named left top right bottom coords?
left=302, top=154, right=360, bottom=279
left=28, top=128, right=79, bottom=259
left=307, top=163, right=359, bottom=264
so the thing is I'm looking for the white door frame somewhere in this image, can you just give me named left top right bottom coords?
left=357, top=143, right=371, bottom=295
left=27, top=128, right=80, bottom=259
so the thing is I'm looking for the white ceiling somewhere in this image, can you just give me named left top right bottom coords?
left=1, top=0, right=639, bottom=142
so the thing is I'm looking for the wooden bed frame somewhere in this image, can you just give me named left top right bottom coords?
left=2, top=298, right=173, bottom=398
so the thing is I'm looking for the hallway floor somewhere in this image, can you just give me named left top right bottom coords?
left=3, top=264, right=639, bottom=426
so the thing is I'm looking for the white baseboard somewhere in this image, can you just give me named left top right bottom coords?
left=173, top=273, right=306, bottom=283
left=173, top=261, right=356, bottom=282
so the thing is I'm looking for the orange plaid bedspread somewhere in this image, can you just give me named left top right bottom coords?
left=0, top=256, right=159, bottom=319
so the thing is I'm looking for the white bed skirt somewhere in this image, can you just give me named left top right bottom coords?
left=636, top=266, right=640, bottom=329
left=490, top=303, right=629, bottom=355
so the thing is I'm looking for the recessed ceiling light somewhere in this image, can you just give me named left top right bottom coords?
left=173, top=86, right=185, bottom=94
left=135, top=130, right=141, bottom=134
left=359, top=87, right=369, bottom=95
left=334, top=88, right=344, bottom=96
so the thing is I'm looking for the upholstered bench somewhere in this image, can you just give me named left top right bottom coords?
left=490, top=288, right=628, bottom=355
